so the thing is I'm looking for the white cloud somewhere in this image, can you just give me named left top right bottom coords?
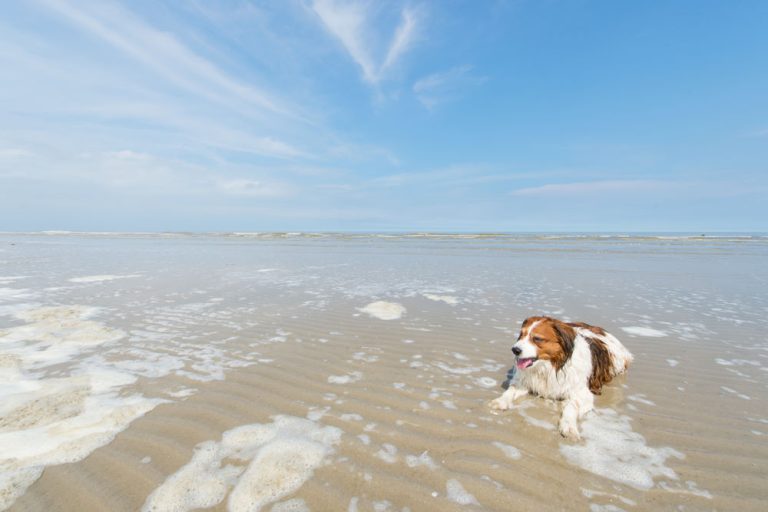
left=0, top=148, right=33, bottom=158
left=369, top=164, right=485, bottom=188
left=312, top=0, right=422, bottom=84
left=382, top=6, right=419, bottom=72
left=216, top=179, right=293, bottom=198
left=509, top=180, right=668, bottom=196
left=39, top=0, right=291, bottom=117
left=413, top=65, right=487, bottom=109
left=106, top=150, right=150, bottom=161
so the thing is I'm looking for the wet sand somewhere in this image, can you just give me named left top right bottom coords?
left=1, top=233, right=767, bottom=511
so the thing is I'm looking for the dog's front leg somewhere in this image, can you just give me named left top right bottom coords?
left=490, top=385, right=528, bottom=411
left=559, top=389, right=594, bottom=440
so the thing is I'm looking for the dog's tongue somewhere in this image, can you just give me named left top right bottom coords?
left=516, top=358, right=534, bottom=370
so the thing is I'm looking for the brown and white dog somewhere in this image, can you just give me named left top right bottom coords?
left=490, top=316, right=633, bottom=440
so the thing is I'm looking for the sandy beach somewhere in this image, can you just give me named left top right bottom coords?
left=1, top=233, right=766, bottom=511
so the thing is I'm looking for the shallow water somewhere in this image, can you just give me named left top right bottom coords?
left=1, top=233, right=766, bottom=511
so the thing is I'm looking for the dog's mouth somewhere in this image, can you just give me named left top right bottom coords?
left=516, top=357, right=537, bottom=370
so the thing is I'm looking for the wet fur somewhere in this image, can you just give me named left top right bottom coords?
left=490, top=316, right=633, bottom=440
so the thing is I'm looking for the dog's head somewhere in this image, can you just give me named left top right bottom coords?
left=511, top=316, right=575, bottom=371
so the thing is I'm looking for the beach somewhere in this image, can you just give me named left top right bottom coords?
left=1, top=232, right=766, bottom=511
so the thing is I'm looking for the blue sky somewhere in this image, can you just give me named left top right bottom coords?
left=1, top=0, right=766, bottom=232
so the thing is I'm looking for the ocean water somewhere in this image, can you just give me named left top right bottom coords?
left=1, top=233, right=766, bottom=511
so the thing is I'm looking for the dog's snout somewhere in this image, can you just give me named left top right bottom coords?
left=511, top=346, right=522, bottom=356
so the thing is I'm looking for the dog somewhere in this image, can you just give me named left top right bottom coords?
left=490, top=316, right=633, bottom=440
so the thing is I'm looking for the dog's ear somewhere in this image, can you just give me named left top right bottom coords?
left=518, top=317, right=532, bottom=339
left=519, top=316, right=538, bottom=339
left=552, top=321, right=575, bottom=368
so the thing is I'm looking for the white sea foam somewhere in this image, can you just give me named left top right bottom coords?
left=589, top=505, right=626, bottom=512
left=352, top=352, right=379, bottom=363
left=357, top=301, right=406, bottom=320
left=620, top=326, right=667, bottom=338
left=0, top=305, right=164, bottom=509
left=69, top=274, right=140, bottom=283
left=0, top=276, right=28, bottom=285
left=0, top=287, right=35, bottom=303
left=721, top=386, right=751, bottom=400
left=492, top=441, right=521, bottom=460
left=375, top=443, right=398, bottom=463
left=658, top=480, right=713, bottom=499
left=432, top=362, right=478, bottom=375
left=0, top=306, right=125, bottom=369
left=474, top=377, right=497, bottom=388
left=142, top=416, right=341, bottom=512
left=581, top=488, right=636, bottom=507
left=327, top=371, right=363, bottom=384
left=628, top=394, right=656, bottom=406
left=0, top=370, right=162, bottom=510
left=715, top=358, right=760, bottom=367
left=405, top=451, right=438, bottom=469
left=433, top=361, right=503, bottom=375
left=307, top=406, right=330, bottom=421
left=560, top=408, right=683, bottom=490
left=445, top=479, right=479, bottom=506
left=423, top=294, right=459, bottom=305
left=270, top=498, right=309, bottom=512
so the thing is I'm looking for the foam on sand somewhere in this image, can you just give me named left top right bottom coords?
left=474, top=376, right=497, bottom=388
left=0, top=368, right=163, bottom=510
left=405, top=451, right=438, bottom=469
left=1, top=306, right=125, bottom=369
left=445, top=479, right=479, bottom=506
left=0, top=306, right=164, bottom=510
left=620, top=326, right=667, bottom=338
left=357, top=301, right=405, bottom=320
left=492, top=441, right=521, bottom=460
left=0, top=287, right=35, bottom=303
left=69, top=274, right=141, bottom=283
left=375, top=443, right=398, bottom=463
left=270, top=498, right=309, bottom=512
left=142, top=415, right=341, bottom=512
left=422, top=293, right=459, bottom=305
left=559, top=408, right=684, bottom=490
left=327, top=371, right=363, bottom=384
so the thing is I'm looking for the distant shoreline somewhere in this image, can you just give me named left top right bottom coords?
left=1, top=231, right=766, bottom=241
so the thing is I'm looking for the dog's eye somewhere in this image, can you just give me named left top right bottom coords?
left=532, top=336, right=543, bottom=343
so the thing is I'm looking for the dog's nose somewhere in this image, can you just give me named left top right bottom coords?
left=511, top=346, right=522, bottom=356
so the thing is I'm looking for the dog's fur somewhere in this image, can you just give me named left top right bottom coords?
left=490, top=316, right=633, bottom=440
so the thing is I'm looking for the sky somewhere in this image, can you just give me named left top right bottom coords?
left=1, top=0, right=767, bottom=232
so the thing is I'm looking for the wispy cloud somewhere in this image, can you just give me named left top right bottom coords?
left=745, top=127, right=768, bottom=138
left=39, top=0, right=292, bottom=118
left=509, top=180, right=668, bottom=196
left=311, top=0, right=422, bottom=84
left=413, top=65, right=487, bottom=109
left=365, top=164, right=566, bottom=189
left=382, top=6, right=419, bottom=72
left=0, top=148, right=33, bottom=158
left=216, top=179, right=294, bottom=198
